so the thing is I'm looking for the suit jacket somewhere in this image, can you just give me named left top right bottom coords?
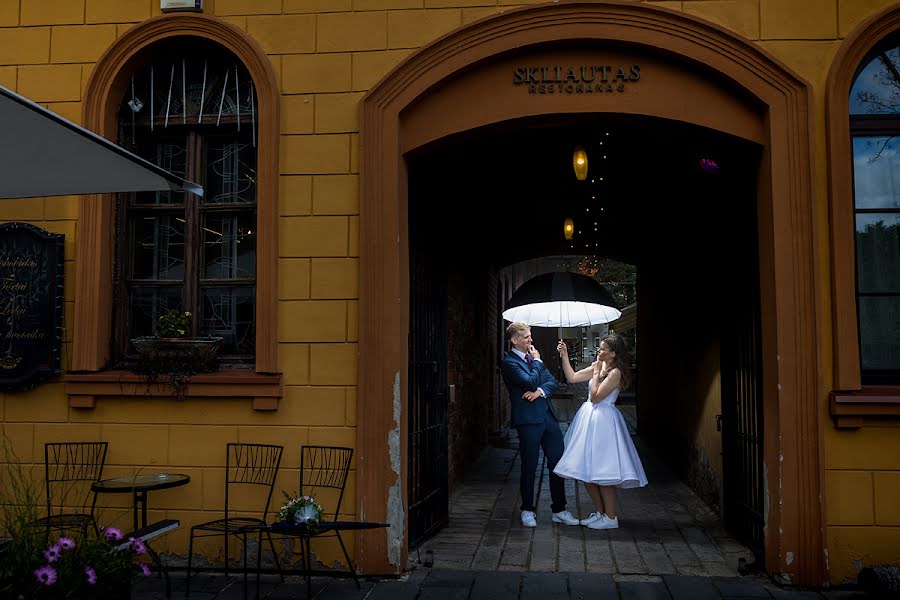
left=500, top=350, right=560, bottom=427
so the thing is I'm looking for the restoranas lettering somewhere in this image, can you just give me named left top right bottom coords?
left=512, top=64, right=641, bottom=94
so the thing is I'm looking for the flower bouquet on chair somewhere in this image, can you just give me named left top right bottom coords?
left=276, top=491, right=324, bottom=528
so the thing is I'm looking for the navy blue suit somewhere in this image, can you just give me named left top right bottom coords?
left=500, top=350, right=567, bottom=513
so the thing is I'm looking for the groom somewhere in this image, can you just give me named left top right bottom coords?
left=500, top=321, right=579, bottom=528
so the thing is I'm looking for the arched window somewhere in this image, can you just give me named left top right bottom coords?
left=113, top=38, right=258, bottom=366
left=849, top=39, right=900, bottom=384
left=69, top=15, right=280, bottom=408
left=827, top=6, right=900, bottom=421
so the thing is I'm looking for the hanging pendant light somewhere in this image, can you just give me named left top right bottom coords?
left=564, top=217, right=574, bottom=240
left=573, top=145, right=588, bottom=181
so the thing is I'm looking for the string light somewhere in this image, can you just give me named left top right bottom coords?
left=573, top=146, right=588, bottom=180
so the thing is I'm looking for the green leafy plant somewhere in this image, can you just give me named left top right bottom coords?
left=157, top=308, right=191, bottom=338
left=0, top=432, right=150, bottom=599
left=22, top=530, right=151, bottom=599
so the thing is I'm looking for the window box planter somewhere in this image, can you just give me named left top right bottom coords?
left=131, top=336, right=224, bottom=374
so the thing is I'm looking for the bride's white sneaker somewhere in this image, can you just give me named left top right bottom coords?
left=579, top=512, right=603, bottom=526
left=521, top=510, right=537, bottom=528
left=586, top=514, right=619, bottom=530
left=551, top=510, right=580, bottom=525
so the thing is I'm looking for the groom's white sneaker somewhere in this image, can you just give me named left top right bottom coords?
left=551, top=510, right=580, bottom=526
left=579, top=512, right=603, bottom=526
left=586, top=514, right=619, bottom=529
left=521, top=510, right=537, bottom=528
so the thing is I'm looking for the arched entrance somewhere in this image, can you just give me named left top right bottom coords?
left=358, top=0, right=824, bottom=585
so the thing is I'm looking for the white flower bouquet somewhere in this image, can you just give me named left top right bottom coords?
left=276, top=491, right=324, bottom=526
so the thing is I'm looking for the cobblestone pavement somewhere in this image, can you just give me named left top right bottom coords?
left=413, top=389, right=755, bottom=577
left=135, top=566, right=872, bottom=599
left=133, top=387, right=873, bottom=598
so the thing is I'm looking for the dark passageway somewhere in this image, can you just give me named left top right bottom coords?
left=406, top=114, right=765, bottom=567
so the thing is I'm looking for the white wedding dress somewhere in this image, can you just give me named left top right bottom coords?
left=553, top=388, right=648, bottom=488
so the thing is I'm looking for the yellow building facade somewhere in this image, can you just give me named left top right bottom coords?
left=1, top=0, right=900, bottom=588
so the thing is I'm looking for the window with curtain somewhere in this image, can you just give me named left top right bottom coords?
left=113, top=39, right=258, bottom=367
left=850, top=39, right=900, bottom=383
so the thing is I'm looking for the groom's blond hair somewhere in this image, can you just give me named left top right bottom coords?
left=506, top=321, right=530, bottom=342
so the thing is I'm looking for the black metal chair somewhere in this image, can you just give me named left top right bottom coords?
left=39, top=442, right=108, bottom=540
left=269, top=446, right=357, bottom=598
left=185, top=443, right=284, bottom=596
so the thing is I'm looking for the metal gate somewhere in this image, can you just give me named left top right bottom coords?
left=721, top=275, right=765, bottom=563
left=407, top=240, right=449, bottom=549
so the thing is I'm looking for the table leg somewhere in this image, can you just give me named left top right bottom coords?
left=139, top=490, right=148, bottom=528
left=132, top=492, right=139, bottom=532
left=146, top=543, right=171, bottom=598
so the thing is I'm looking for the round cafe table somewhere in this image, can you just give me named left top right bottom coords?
left=92, top=473, right=189, bottom=599
left=92, top=473, right=190, bottom=532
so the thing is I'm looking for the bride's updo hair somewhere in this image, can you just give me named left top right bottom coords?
left=595, top=333, right=631, bottom=391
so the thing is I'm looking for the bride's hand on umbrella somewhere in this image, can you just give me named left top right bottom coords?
left=556, top=340, right=567, bottom=355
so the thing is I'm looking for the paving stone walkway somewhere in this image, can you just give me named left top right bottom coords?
left=412, top=389, right=755, bottom=577
left=134, top=568, right=872, bottom=599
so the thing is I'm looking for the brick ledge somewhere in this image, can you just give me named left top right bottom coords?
left=65, top=370, right=283, bottom=411
left=830, top=388, right=900, bottom=428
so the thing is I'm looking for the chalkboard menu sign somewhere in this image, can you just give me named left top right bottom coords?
left=0, top=222, right=64, bottom=391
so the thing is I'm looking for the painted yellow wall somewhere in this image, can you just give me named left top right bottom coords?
left=1, top=0, right=900, bottom=582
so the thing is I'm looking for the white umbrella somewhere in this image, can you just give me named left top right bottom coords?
left=501, top=300, right=621, bottom=327
left=502, top=271, right=621, bottom=382
left=501, top=272, right=622, bottom=326
left=0, top=86, right=202, bottom=199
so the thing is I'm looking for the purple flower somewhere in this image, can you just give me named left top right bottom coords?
left=34, top=565, right=57, bottom=586
left=138, top=562, right=151, bottom=577
left=103, top=527, right=124, bottom=541
left=130, top=537, right=147, bottom=555
left=84, top=566, right=97, bottom=586
left=42, top=544, right=61, bottom=563
left=57, top=537, right=76, bottom=551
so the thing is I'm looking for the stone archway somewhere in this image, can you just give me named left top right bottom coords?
left=358, top=0, right=824, bottom=585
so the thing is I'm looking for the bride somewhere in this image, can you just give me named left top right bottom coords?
left=554, top=333, right=648, bottom=530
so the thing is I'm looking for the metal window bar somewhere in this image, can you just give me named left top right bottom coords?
left=407, top=236, right=449, bottom=549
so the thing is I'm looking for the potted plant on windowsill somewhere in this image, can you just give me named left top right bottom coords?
left=130, top=309, right=223, bottom=398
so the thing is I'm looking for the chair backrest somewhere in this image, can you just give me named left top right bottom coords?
left=44, top=442, right=108, bottom=521
left=300, top=446, right=353, bottom=522
left=224, top=443, right=283, bottom=521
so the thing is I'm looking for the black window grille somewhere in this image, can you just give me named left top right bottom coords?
left=113, top=39, right=258, bottom=366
